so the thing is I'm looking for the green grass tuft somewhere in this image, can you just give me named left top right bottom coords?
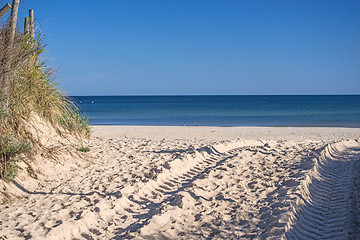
left=0, top=135, right=31, bottom=181
left=77, top=147, right=90, bottom=153
left=3, top=161, right=18, bottom=182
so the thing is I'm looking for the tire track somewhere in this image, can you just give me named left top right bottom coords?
left=111, top=142, right=263, bottom=239
left=285, top=140, right=360, bottom=240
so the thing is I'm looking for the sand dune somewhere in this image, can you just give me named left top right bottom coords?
left=0, top=127, right=359, bottom=239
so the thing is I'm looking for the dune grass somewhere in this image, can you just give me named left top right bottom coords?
left=0, top=24, right=90, bottom=181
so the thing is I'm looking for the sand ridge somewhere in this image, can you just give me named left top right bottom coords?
left=286, top=140, right=360, bottom=239
left=0, top=127, right=359, bottom=239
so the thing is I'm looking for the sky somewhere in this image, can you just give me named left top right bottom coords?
left=1, top=0, right=360, bottom=95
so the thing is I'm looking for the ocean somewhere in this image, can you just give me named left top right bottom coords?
left=72, top=95, right=360, bottom=127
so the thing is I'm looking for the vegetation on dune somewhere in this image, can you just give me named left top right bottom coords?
left=0, top=17, right=90, bottom=181
left=77, top=147, right=90, bottom=153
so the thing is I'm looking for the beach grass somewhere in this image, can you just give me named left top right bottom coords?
left=77, top=147, right=90, bottom=152
left=0, top=24, right=90, bottom=181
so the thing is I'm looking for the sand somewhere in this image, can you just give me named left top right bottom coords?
left=0, top=126, right=360, bottom=239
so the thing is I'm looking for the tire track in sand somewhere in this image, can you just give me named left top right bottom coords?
left=285, top=140, right=360, bottom=239
left=111, top=141, right=264, bottom=239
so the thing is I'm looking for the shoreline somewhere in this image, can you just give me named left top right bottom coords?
left=90, top=124, right=360, bottom=129
left=92, top=125, right=360, bottom=141
left=92, top=124, right=360, bottom=127
left=90, top=124, right=360, bottom=128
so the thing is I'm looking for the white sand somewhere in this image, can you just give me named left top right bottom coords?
left=0, top=126, right=360, bottom=239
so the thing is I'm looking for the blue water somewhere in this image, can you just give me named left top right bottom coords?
left=72, top=95, right=360, bottom=127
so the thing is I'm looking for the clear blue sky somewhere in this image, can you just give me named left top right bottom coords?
left=4, top=0, right=360, bottom=95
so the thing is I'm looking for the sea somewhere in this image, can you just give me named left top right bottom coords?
left=72, top=95, right=360, bottom=127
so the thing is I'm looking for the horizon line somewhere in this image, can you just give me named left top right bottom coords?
left=69, top=94, right=360, bottom=97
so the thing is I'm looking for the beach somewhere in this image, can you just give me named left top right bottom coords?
left=1, top=126, right=360, bottom=239
left=1, top=0, right=359, bottom=238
